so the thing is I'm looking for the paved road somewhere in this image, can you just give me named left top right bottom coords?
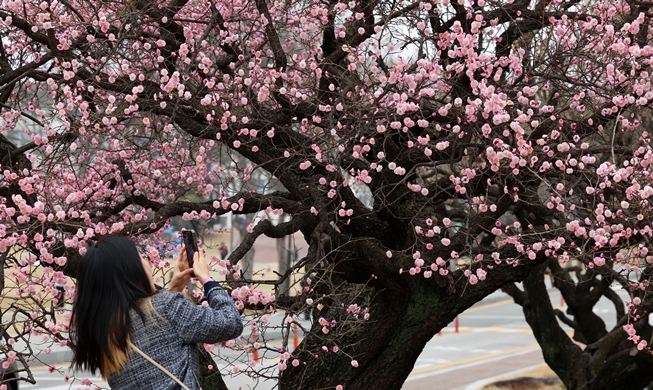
left=17, top=288, right=624, bottom=390
left=403, top=289, right=624, bottom=390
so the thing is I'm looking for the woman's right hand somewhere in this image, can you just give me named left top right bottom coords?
left=192, top=249, right=210, bottom=282
left=168, top=245, right=193, bottom=293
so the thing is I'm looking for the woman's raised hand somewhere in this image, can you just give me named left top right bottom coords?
left=168, top=245, right=194, bottom=293
left=192, top=249, right=210, bottom=282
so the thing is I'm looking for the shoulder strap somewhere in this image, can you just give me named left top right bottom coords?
left=127, top=340, right=191, bottom=390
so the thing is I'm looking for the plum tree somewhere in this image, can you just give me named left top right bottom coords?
left=1, top=0, right=652, bottom=389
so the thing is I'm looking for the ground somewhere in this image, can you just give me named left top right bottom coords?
left=482, top=365, right=563, bottom=390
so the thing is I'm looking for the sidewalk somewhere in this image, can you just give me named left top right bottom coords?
left=15, top=288, right=510, bottom=369
left=404, top=349, right=545, bottom=390
left=10, top=309, right=313, bottom=369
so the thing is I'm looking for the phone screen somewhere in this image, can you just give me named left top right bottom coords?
left=181, top=231, right=197, bottom=269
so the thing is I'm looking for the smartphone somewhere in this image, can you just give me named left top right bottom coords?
left=181, top=230, right=197, bottom=270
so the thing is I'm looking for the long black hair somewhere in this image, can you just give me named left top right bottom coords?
left=71, top=236, right=155, bottom=378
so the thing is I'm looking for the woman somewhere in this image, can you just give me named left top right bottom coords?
left=71, top=236, right=243, bottom=389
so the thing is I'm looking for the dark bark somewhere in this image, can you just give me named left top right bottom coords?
left=548, top=259, right=609, bottom=344
left=2, top=1, right=650, bottom=390
left=280, top=255, right=543, bottom=390
left=198, top=349, right=229, bottom=390
left=520, top=263, right=591, bottom=389
left=587, top=347, right=653, bottom=390
left=511, top=263, right=653, bottom=390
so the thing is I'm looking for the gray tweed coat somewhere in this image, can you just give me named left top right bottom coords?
left=108, top=282, right=243, bottom=389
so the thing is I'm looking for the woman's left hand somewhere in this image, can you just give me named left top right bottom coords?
left=168, top=245, right=194, bottom=293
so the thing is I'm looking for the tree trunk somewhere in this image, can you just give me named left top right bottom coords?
left=570, top=305, right=608, bottom=345
left=520, top=264, right=591, bottom=389
left=198, top=349, right=229, bottom=390
left=513, top=263, right=653, bottom=390
left=279, top=257, right=539, bottom=390
left=276, top=236, right=291, bottom=295
left=279, top=283, right=449, bottom=390
left=587, top=348, right=653, bottom=390
left=233, top=213, right=256, bottom=281
left=241, top=247, right=254, bottom=281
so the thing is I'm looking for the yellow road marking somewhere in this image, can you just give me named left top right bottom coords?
left=470, top=327, right=532, bottom=334
left=434, top=326, right=532, bottom=339
left=410, top=343, right=540, bottom=375
left=465, top=298, right=514, bottom=313
left=465, top=289, right=565, bottom=314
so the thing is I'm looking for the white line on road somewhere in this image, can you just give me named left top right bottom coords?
left=406, top=345, right=539, bottom=382
left=426, top=345, right=501, bottom=354
left=463, top=363, right=547, bottom=390
left=412, top=358, right=450, bottom=368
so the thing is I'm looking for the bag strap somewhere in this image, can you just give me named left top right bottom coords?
left=127, top=340, right=191, bottom=390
